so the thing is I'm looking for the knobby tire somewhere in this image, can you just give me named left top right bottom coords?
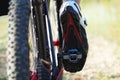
left=7, top=0, right=30, bottom=80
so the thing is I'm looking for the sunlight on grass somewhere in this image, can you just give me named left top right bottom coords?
left=82, top=0, right=120, bottom=44
left=0, top=16, right=8, bottom=43
left=0, top=16, right=8, bottom=54
left=0, top=0, right=120, bottom=80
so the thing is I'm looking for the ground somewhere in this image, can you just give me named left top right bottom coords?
left=0, top=34, right=120, bottom=80
left=63, top=34, right=120, bottom=80
left=0, top=1, right=120, bottom=79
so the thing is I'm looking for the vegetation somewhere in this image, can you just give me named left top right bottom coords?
left=0, top=0, right=120, bottom=80
left=0, top=16, right=8, bottom=54
left=0, top=16, right=7, bottom=80
left=81, top=0, right=120, bottom=44
left=63, top=1, right=120, bottom=80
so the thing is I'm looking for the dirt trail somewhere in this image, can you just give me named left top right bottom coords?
left=0, top=35, right=120, bottom=80
left=0, top=54, right=6, bottom=79
left=63, top=35, right=120, bottom=80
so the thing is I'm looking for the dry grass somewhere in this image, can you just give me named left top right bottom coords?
left=81, top=0, right=120, bottom=44
left=62, top=1, right=120, bottom=80
left=0, top=16, right=7, bottom=80
left=63, top=35, right=120, bottom=80
left=0, top=0, right=120, bottom=80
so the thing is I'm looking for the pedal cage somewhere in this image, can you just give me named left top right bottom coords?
left=63, top=49, right=82, bottom=63
left=60, top=49, right=84, bottom=72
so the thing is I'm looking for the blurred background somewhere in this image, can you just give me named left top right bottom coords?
left=0, top=0, right=120, bottom=80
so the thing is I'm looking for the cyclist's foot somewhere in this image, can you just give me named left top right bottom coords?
left=59, top=0, right=88, bottom=72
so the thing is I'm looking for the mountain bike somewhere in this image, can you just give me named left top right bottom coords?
left=7, top=0, right=63, bottom=80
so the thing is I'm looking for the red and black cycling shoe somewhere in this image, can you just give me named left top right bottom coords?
left=59, top=0, right=88, bottom=73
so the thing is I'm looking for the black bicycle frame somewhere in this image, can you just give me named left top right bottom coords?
left=43, top=0, right=57, bottom=74
left=32, top=0, right=63, bottom=79
left=42, top=0, right=63, bottom=79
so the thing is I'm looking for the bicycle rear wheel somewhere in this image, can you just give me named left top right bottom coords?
left=30, top=0, right=51, bottom=80
left=7, top=0, right=30, bottom=80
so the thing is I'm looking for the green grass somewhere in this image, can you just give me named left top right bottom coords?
left=0, top=1, right=120, bottom=80
left=82, top=0, right=120, bottom=44
left=0, top=78, right=7, bottom=80
left=0, top=16, right=7, bottom=80
left=0, top=16, right=8, bottom=39
left=0, top=16, right=8, bottom=54
left=0, top=0, right=120, bottom=51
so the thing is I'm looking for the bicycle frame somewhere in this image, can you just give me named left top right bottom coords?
left=8, top=0, right=88, bottom=79
left=30, top=0, right=63, bottom=79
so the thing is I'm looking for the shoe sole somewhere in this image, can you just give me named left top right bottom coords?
left=60, top=6, right=86, bottom=72
left=60, top=6, right=83, bottom=45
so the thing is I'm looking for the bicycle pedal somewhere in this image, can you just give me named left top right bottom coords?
left=63, top=49, right=82, bottom=63
left=62, top=49, right=85, bottom=72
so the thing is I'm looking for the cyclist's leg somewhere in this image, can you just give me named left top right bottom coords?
left=59, top=0, right=88, bottom=72
left=75, top=0, right=80, bottom=3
